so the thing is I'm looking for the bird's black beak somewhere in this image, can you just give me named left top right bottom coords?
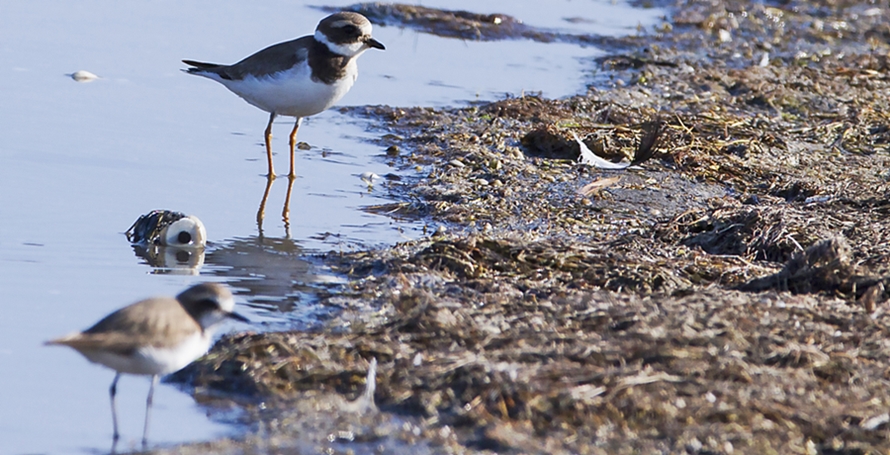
left=227, top=311, right=249, bottom=323
left=366, top=38, right=385, bottom=50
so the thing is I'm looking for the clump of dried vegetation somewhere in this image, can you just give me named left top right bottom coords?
left=173, top=0, right=890, bottom=453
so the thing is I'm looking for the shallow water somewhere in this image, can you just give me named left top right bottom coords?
left=0, top=0, right=663, bottom=452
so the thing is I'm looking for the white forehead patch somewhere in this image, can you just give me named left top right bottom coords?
left=315, top=29, right=369, bottom=57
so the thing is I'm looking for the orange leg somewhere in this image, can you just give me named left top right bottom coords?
left=264, top=112, right=277, bottom=179
left=288, top=117, right=303, bottom=178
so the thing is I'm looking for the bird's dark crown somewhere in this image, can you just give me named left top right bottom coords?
left=317, top=12, right=374, bottom=45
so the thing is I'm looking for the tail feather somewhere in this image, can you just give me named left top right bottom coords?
left=182, top=59, right=221, bottom=74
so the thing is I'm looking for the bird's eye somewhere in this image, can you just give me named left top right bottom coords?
left=341, top=24, right=358, bottom=35
left=195, top=298, right=219, bottom=312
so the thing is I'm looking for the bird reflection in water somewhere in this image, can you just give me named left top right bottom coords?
left=203, top=234, right=317, bottom=316
left=256, top=174, right=296, bottom=239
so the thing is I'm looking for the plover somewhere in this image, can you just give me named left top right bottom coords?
left=183, top=12, right=385, bottom=178
left=45, top=283, right=247, bottom=445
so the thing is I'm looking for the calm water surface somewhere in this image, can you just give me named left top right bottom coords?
left=0, top=1, right=663, bottom=453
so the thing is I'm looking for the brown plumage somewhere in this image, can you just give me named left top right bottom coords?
left=181, top=12, right=384, bottom=178
left=47, top=297, right=203, bottom=354
left=45, top=283, right=247, bottom=446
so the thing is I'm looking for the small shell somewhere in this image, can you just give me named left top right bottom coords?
left=69, top=70, right=99, bottom=82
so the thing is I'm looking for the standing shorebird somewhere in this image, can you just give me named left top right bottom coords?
left=183, top=12, right=385, bottom=178
left=45, top=283, right=247, bottom=446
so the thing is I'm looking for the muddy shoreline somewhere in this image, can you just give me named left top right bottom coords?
left=168, top=1, right=890, bottom=453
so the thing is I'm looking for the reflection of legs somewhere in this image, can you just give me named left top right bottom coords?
left=142, top=374, right=159, bottom=447
left=288, top=118, right=303, bottom=178
left=282, top=173, right=295, bottom=238
left=264, top=112, right=277, bottom=178
left=109, top=373, right=121, bottom=441
left=256, top=175, right=274, bottom=237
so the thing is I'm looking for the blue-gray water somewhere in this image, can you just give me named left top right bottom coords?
left=0, top=1, right=663, bottom=452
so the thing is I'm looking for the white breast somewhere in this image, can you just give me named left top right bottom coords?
left=80, top=331, right=212, bottom=376
left=213, top=60, right=358, bottom=118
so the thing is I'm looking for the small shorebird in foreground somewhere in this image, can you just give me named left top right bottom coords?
left=183, top=12, right=385, bottom=178
left=45, top=283, right=247, bottom=446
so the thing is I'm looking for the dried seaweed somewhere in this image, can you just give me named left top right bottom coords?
left=170, top=0, right=890, bottom=453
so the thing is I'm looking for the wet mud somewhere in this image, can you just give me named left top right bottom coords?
left=167, top=0, right=890, bottom=453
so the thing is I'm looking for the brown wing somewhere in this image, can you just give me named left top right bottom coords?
left=45, top=331, right=143, bottom=356
left=183, top=36, right=312, bottom=81
left=46, top=297, right=201, bottom=354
